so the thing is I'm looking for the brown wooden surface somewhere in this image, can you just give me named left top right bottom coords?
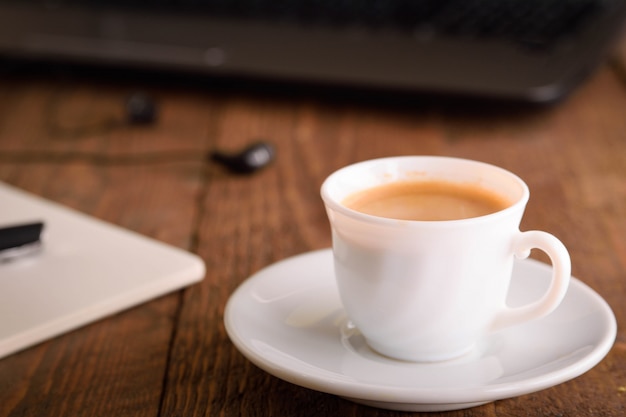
left=0, top=51, right=625, bottom=417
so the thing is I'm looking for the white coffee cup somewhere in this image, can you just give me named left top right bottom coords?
left=321, top=156, right=571, bottom=362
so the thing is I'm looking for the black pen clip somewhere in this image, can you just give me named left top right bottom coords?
left=0, top=221, right=44, bottom=262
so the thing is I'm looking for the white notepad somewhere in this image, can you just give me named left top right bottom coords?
left=0, top=182, right=205, bottom=359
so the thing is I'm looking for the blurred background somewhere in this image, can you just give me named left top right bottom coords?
left=1, top=0, right=626, bottom=104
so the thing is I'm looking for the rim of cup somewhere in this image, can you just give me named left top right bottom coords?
left=320, top=156, right=530, bottom=226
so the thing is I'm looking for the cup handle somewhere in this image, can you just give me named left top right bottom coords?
left=491, top=230, right=571, bottom=331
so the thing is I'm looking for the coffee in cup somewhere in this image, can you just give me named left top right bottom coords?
left=342, top=179, right=511, bottom=221
left=321, top=156, right=570, bottom=362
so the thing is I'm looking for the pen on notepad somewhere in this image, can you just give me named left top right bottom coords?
left=0, top=221, right=44, bottom=262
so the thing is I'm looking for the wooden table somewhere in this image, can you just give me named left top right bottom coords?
left=0, top=51, right=625, bottom=417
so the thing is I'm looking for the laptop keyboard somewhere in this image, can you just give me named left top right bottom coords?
left=6, top=0, right=615, bottom=51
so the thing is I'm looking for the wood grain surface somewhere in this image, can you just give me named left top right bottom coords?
left=0, top=50, right=625, bottom=417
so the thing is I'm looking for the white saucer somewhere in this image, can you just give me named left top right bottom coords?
left=224, top=249, right=616, bottom=412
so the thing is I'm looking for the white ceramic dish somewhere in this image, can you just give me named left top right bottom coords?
left=224, top=249, right=616, bottom=412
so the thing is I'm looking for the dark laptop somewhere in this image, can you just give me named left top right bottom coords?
left=0, top=0, right=625, bottom=103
